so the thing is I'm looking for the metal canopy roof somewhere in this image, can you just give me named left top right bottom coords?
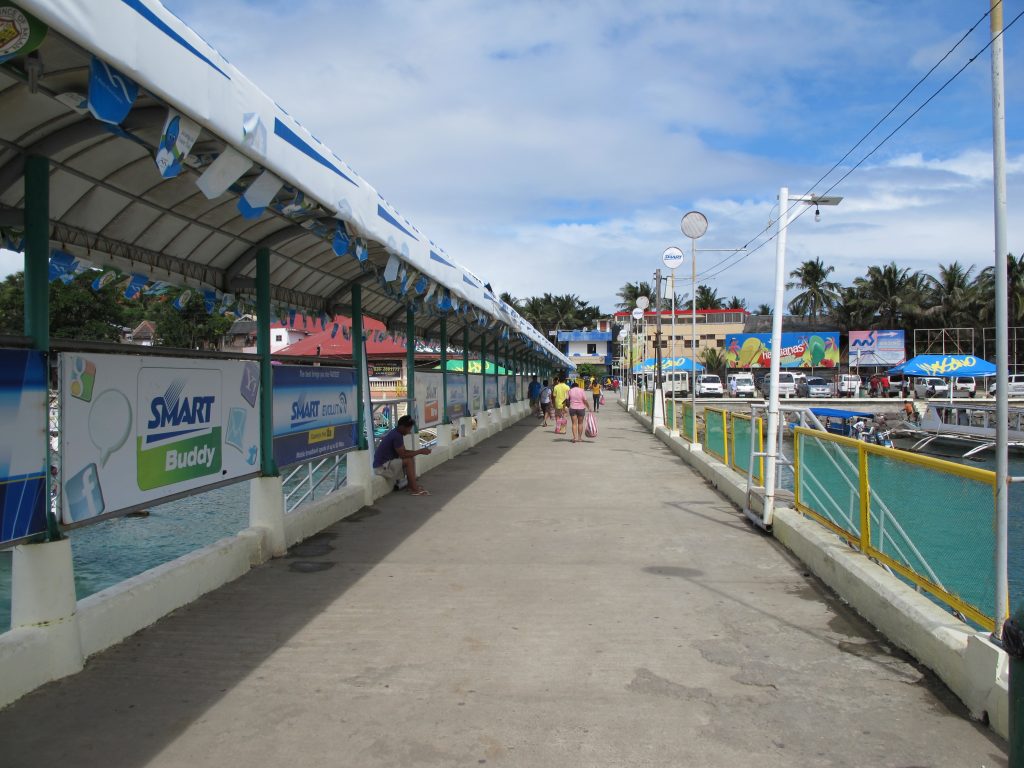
left=0, top=0, right=570, bottom=367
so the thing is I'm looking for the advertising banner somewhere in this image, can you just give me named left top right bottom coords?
left=414, top=371, right=444, bottom=428
left=468, top=374, right=483, bottom=414
left=60, top=353, right=261, bottom=524
left=505, top=377, right=517, bottom=404
left=0, top=349, right=48, bottom=545
left=446, top=374, right=469, bottom=420
left=724, top=332, right=840, bottom=369
left=272, top=365, right=358, bottom=468
left=484, top=378, right=499, bottom=410
left=849, top=330, right=906, bottom=366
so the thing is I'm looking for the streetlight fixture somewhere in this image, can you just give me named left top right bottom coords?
left=681, top=212, right=708, bottom=443
left=760, top=189, right=842, bottom=529
left=662, top=246, right=685, bottom=434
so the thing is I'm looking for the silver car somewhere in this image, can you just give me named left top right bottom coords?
left=800, top=376, right=833, bottom=398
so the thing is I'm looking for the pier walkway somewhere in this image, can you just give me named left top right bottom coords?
left=0, top=402, right=1007, bottom=767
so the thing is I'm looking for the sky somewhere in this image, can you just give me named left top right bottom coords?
left=3, top=0, right=1022, bottom=314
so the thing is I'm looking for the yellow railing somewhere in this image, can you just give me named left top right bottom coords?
left=792, top=426, right=1001, bottom=630
left=702, top=407, right=729, bottom=463
left=728, top=412, right=764, bottom=481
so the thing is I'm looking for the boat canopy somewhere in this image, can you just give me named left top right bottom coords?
left=2, top=0, right=570, bottom=367
left=886, top=355, right=996, bottom=377
left=810, top=407, right=874, bottom=421
left=632, top=357, right=705, bottom=373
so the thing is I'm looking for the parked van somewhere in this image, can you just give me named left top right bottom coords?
left=727, top=373, right=756, bottom=398
left=664, top=372, right=689, bottom=396
left=760, top=372, right=797, bottom=398
left=914, top=377, right=950, bottom=398
left=837, top=373, right=861, bottom=397
left=696, top=374, right=724, bottom=397
left=988, top=374, right=1024, bottom=397
left=953, top=376, right=976, bottom=397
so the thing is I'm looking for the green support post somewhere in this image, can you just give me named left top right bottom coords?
left=406, top=306, right=416, bottom=430
left=440, top=317, right=448, bottom=422
left=352, top=284, right=365, bottom=449
left=24, top=155, right=59, bottom=540
left=256, top=248, right=277, bottom=477
left=463, top=327, right=470, bottom=415
left=480, top=332, right=487, bottom=407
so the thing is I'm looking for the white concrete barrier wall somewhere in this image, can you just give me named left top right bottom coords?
left=0, top=410, right=528, bottom=709
left=626, top=405, right=1010, bottom=739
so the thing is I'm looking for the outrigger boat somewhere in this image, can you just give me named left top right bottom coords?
left=899, top=402, right=1024, bottom=458
left=809, top=407, right=895, bottom=447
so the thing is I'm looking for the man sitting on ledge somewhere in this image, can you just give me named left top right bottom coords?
left=373, top=415, right=432, bottom=496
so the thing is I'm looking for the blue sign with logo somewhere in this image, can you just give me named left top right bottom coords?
left=272, top=365, right=358, bottom=468
left=0, top=349, right=48, bottom=545
left=87, top=56, right=138, bottom=125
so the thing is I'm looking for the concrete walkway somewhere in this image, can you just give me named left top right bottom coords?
left=0, top=401, right=1007, bottom=767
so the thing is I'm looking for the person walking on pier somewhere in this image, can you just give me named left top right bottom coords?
left=566, top=380, right=592, bottom=443
left=590, top=378, right=602, bottom=412
left=528, top=375, right=542, bottom=417
left=553, top=376, right=570, bottom=426
left=539, top=379, right=553, bottom=427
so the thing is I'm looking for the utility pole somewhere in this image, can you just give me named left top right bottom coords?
left=654, top=269, right=663, bottom=389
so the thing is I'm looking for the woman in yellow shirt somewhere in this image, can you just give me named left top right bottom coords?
left=590, top=379, right=602, bottom=411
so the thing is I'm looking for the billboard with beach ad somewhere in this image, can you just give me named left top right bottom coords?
left=272, top=365, right=358, bottom=468
left=724, top=333, right=840, bottom=369
left=59, top=353, right=261, bottom=524
left=414, top=372, right=444, bottom=428
left=0, top=349, right=48, bottom=545
left=446, top=374, right=469, bottom=419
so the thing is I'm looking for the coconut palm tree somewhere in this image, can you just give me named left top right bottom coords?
left=726, top=296, right=747, bottom=310
left=923, top=262, right=978, bottom=328
left=695, top=284, right=723, bottom=310
left=755, top=303, right=771, bottom=316
left=853, top=262, right=925, bottom=329
left=977, top=253, right=1024, bottom=325
left=615, top=281, right=656, bottom=312
left=699, top=347, right=727, bottom=377
left=786, top=257, right=842, bottom=320
left=830, top=286, right=871, bottom=331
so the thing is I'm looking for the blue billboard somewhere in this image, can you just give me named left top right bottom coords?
left=272, top=365, right=358, bottom=468
left=724, top=332, right=841, bottom=369
left=1, top=349, right=49, bottom=545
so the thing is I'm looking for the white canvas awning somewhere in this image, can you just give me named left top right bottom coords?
left=0, top=0, right=570, bottom=366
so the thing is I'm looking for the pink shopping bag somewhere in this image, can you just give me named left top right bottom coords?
left=554, top=417, right=568, bottom=434
left=585, top=412, right=599, bottom=438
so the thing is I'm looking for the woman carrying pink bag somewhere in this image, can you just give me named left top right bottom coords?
left=565, top=381, right=592, bottom=444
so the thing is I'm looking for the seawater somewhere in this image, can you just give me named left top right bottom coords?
left=0, top=483, right=250, bottom=632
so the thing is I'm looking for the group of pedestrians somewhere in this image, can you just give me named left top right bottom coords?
left=528, top=375, right=603, bottom=443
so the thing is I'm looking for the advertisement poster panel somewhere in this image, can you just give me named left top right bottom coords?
left=60, top=353, right=261, bottom=524
left=849, top=330, right=906, bottom=366
left=0, top=349, right=48, bottom=545
left=505, top=377, right=517, bottom=404
left=724, top=332, right=840, bottom=369
left=413, top=371, right=444, bottom=428
left=446, top=374, right=468, bottom=419
left=272, top=365, right=358, bottom=468
left=468, top=374, right=483, bottom=414
left=484, top=378, right=499, bottom=409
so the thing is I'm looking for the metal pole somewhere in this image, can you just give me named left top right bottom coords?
left=463, top=327, right=470, bottom=414
left=691, top=239, right=698, bottom=442
left=762, top=187, right=789, bottom=527
left=440, top=317, right=448, bottom=422
left=352, top=284, right=366, bottom=449
left=406, top=306, right=416, bottom=430
left=671, top=267, right=677, bottom=433
left=654, top=269, right=663, bottom=389
left=991, top=0, right=1010, bottom=642
left=480, top=332, right=487, bottom=408
left=256, top=247, right=277, bottom=476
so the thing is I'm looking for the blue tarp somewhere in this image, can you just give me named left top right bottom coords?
left=886, top=355, right=996, bottom=377
left=632, top=357, right=705, bottom=373
left=810, top=407, right=874, bottom=421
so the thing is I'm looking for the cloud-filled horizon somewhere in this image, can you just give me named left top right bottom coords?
left=3, top=0, right=1022, bottom=315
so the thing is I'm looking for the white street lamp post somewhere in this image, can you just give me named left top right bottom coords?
left=681, top=212, right=709, bottom=443
left=761, top=188, right=842, bottom=528
left=662, top=246, right=685, bottom=434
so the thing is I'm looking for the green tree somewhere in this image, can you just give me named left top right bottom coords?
left=923, top=261, right=978, bottom=328
left=615, top=281, right=656, bottom=311
left=755, top=303, right=771, bottom=315
left=977, top=253, right=1024, bottom=325
left=852, top=262, right=925, bottom=330
left=786, top=257, right=841, bottom=320
left=694, top=284, right=723, bottom=310
left=147, top=293, right=232, bottom=349
left=0, top=271, right=126, bottom=340
left=699, top=347, right=727, bottom=376
left=726, top=296, right=747, bottom=310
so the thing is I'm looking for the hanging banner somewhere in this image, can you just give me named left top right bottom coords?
left=484, top=378, right=499, bottom=410
left=724, top=332, right=840, bottom=369
left=155, top=109, right=201, bottom=179
left=0, top=5, right=47, bottom=64
left=87, top=56, right=138, bottom=125
left=272, top=365, right=357, bottom=468
left=0, top=349, right=48, bottom=546
left=413, top=371, right=443, bottom=428
left=468, top=374, right=483, bottom=414
left=60, top=353, right=261, bottom=524
left=445, top=374, right=468, bottom=420
left=849, top=330, right=906, bottom=366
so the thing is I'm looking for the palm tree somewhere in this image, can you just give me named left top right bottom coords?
left=699, top=347, right=727, bottom=376
left=977, top=253, right=1024, bottom=325
left=786, top=257, right=842, bottom=320
left=755, top=303, right=771, bottom=316
left=923, top=262, right=978, bottom=328
left=853, top=262, right=925, bottom=329
left=695, top=284, right=723, bottom=310
left=499, top=291, right=522, bottom=313
left=520, top=296, right=548, bottom=333
left=726, top=296, right=747, bottom=311
left=830, top=286, right=871, bottom=331
left=615, top=281, right=656, bottom=311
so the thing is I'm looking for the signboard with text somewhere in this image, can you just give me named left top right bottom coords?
left=272, top=365, right=358, bottom=468
left=60, top=353, right=261, bottom=524
left=724, top=332, right=840, bottom=369
left=0, top=349, right=48, bottom=545
left=446, top=374, right=469, bottom=419
left=485, top=378, right=499, bottom=409
left=849, top=330, right=906, bottom=366
left=414, top=371, right=444, bottom=428
left=468, top=374, right=483, bottom=414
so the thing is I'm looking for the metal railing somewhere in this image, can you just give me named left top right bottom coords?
left=283, top=452, right=349, bottom=514
left=792, top=426, right=1001, bottom=631
left=702, top=407, right=729, bottom=463
left=728, top=412, right=763, bottom=481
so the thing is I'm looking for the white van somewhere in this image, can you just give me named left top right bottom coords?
left=760, top=372, right=797, bottom=398
left=988, top=374, right=1024, bottom=397
left=837, top=373, right=861, bottom=397
left=727, top=373, right=756, bottom=398
left=664, top=372, right=689, bottom=396
left=696, top=374, right=724, bottom=397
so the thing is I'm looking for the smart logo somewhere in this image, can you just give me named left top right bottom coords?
left=136, top=368, right=222, bottom=490
left=290, top=391, right=348, bottom=428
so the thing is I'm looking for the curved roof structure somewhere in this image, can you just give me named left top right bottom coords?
left=0, top=0, right=570, bottom=367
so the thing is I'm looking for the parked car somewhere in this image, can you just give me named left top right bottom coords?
left=914, top=377, right=950, bottom=398
left=695, top=374, right=724, bottom=397
left=953, top=376, right=976, bottom=398
left=837, top=373, right=861, bottom=397
left=761, top=371, right=797, bottom=398
left=798, top=376, right=833, bottom=398
left=988, top=374, right=1024, bottom=397
left=727, top=373, right=757, bottom=398
left=887, top=373, right=910, bottom=397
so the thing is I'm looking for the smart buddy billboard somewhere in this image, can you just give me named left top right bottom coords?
left=60, top=353, right=262, bottom=524
left=272, top=365, right=358, bottom=468
left=724, top=333, right=840, bottom=369
left=0, top=349, right=48, bottom=545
